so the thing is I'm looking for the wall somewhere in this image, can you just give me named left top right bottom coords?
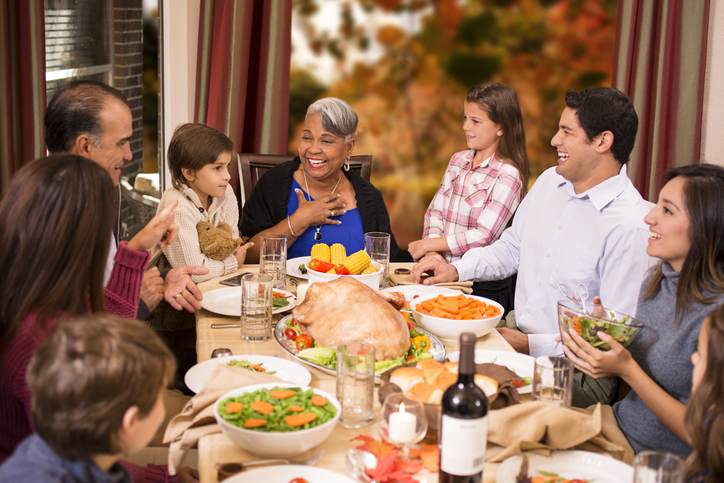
left=702, top=0, right=724, bottom=166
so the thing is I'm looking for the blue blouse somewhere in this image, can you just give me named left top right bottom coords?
left=287, top=179, right=365, bottom=258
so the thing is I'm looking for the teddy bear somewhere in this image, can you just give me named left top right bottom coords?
left=196, top=221, right=242, bottom=260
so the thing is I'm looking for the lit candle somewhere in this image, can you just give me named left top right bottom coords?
left=296, top=283, right=310, bottom=303
left=388, top=402, right=417, bottom=444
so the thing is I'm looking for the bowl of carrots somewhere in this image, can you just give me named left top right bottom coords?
left=214, top=383, right=340, bottom=457
left=410, top=294, right=504, bottom=340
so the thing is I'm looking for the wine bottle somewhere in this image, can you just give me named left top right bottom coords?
left=439, top=332, right=489, bottom=483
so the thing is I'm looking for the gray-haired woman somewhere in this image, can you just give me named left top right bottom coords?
left=241, top=97, right=409, bottom=262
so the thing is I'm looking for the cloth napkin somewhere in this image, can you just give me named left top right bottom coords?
left=388, top=264, right=474, bottom=294
left=486, top=401, right=635, bottom=464
left=163, top=364, right=282, bottom=475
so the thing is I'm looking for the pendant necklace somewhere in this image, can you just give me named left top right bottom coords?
left=302, top=169, right=342, bottom=241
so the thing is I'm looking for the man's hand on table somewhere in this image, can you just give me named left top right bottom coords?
left=412, top=254, right=459, bottom=285
left=497, top=328, right=530, bottom=354
left=165, top=266, right=208, bottom=312
left=140, top=267, right=165, bottom=311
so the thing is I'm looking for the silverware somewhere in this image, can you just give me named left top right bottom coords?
left=211, top=323, right=241, bottom=329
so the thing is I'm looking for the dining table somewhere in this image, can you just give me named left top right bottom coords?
left=194, top=263, right=516, bottom=483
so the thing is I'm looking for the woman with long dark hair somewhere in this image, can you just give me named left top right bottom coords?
left=563, top=163, right=724, bottom=457
left=0, top=155, right=176, bottom=460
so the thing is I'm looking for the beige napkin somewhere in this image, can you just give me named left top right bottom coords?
left=163, top=364, right=282, bottom=475
left=389, top=264, right=474, bottom=294
left=486, top=401, right=634, bottom=464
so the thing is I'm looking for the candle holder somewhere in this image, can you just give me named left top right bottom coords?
left=381, top=393, right=427, bottom=460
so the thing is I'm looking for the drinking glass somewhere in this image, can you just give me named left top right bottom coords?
left=364, top=232, right=390, bottom=281
left=633, top=451, right=685, bottom=483
left=336, top=342, right=375, bottom=429
left=381, top=393, right=427, bottom=460
left=259, top=235, right=287, bottom=290
left=240, top=272, right=273, bottom=341
left=532, top=356, right=573, bottom=406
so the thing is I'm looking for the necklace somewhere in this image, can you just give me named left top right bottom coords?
left=302, top=169, right=342, bottom=241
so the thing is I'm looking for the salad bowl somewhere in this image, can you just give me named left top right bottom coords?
left=558, top=299, right=643, bottom=350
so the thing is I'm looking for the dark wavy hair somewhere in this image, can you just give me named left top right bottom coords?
left=45, top=80, right=129, bottom=153
left=27, top=314, right=175, bottom=459
left=642, top=164, right=724, bottom=322
left=0, top=155, right=115, bottom=347
left=564, top=87, right=638, bottom=165
left=466, top=82, right=530, bottom=193
left=685, top=304, right=724, bottom=483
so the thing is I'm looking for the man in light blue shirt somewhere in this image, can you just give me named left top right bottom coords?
left=413, top=87, right=653, bottom=358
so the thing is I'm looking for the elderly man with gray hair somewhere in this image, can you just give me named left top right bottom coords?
left=241, top=97, right=409, bottom=262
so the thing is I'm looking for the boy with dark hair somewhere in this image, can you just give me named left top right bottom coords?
left=0, top=314, right=176, bottom=482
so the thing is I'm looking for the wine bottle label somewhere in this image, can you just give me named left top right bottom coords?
left=440, top=415, right=487, bottom=475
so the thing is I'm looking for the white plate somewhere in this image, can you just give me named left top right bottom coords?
left=447, top=349, right=535, bottom=394
left=184, top=354, right=311, bottom=393
left=201, top=287, right=296, bottom=317
left=225, top=464, right=356, bottom=483
left=381, top=284, right=459, bottom=301
left=287, top=256, right=310, bottom=279
left=497, top=450, right=633, bottom=483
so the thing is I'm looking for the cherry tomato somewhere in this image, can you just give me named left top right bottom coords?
left=289, top=319, right=297, bottom=326
left=511, top=378, right=525, bottom=388
left=284, top=328, right=297, bottom=340
left=289, top=478, right=308, bottom=483
left=295, top=334, right=313, bottom=351
left=335, top=265, right=351, bottom=275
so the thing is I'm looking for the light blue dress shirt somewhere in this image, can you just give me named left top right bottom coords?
left=452, top=165, right=655, bottom=356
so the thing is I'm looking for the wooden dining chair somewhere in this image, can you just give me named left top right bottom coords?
left=238, top=153, right=373, bottom=205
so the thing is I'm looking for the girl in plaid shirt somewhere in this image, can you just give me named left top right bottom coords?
left=409, top=82, right=529, bottom=263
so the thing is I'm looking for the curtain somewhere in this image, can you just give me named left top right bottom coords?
left=0, top=0, right=46, bottom=195
left=614, top=0, right=711, bottom=200
left=195, top=0, right=292, bottom=200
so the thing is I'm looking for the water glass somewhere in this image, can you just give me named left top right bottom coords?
left=336, top=342, right=375, bottom=429
left=240, top=273, right=273, bottom=341
left=260, top=235, right=287, bottom=290
left=381, top=393, right=427, bottom=460
left=633, top=451, right=685, bottom=483
left=364, top=232, right=390, bottom=279
left=532, top=356, right=573, bottom=406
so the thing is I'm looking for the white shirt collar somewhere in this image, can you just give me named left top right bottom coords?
left=556, top=164, right=629, bottom=211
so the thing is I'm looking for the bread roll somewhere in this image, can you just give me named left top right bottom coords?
left=435, top=370, right=457, bottom=391
left=389, top=367, right=425, bottom=394
left=417, top=359, right=445, bottom=385
left=409, top=381, right=436, bottom=403
left=474, top=374, right=499, bottom=397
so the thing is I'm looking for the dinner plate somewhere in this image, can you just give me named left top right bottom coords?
left=287, top=256, right=310, bottom=279
left=201, top=287, right=296, bottom=317
left=381, top=284, right=459, bottom=301
left=273, top=315, right=447, bottom=377
left=446, top=349, right=535, bottom=394
left=184, top=354, right=312, bottom=393
left=496, top=450, right=633, bottom=483
left=224, top=464, right=357, bottom=483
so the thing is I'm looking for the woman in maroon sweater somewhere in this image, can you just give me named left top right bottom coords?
left=0, top=155, right=178, bottom=461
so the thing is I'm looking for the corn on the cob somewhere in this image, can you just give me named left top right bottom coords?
left=343, top=250, right=371, bottom=275
left=310, top=243, right=331, bottom=263
left=362, top=265, right=376, bottom=274
left=330, top=243, right=346, bottom=266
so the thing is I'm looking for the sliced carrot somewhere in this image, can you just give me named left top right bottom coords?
left=270, top=389, right=296, bottom=400
left=288, top=405, right=304, bottom=412
left=243, top=418, right=267, bottom=428
left=285, top=412, right=317, bottom=427
left=310, top=395, right=328, bottom=407
left=250, top=400, right=274, bottom=415
left=225, top=401, right=243, bottom=414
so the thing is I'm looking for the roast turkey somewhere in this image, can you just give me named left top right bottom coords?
left=293, top=277, right=410, bottom=360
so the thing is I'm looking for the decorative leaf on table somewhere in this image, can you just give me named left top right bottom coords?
left=353, top=434, right=397, bottom=459
left=353, top=435, right=424, bottom=483
left=409, top=443, right=439, bottom=473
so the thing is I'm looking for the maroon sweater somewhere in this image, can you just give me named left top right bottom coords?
left=0, top=242, right=148, bottom=461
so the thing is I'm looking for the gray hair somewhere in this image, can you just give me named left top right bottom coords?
left=305, top=97, right=358, bottom=141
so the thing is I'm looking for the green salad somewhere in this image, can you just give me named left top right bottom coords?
left=226, top=359, right=275, bottom=374
left=218, top=387, right=336, bottom=432
left=560, top=311, right=640, bottom=350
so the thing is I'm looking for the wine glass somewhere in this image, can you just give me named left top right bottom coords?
left=381, top=393, right=427, bottom=460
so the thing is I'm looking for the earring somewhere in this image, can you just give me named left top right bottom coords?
left=343, top=157, right=350, bottom=171
left=497, top=131, right=503, bottom=137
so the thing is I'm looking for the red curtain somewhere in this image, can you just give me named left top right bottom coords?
left=195, top=0, right=292, bottom=200
left=614, top=0, right=710, bottom=200
left=0, top=0, right=46, bottom=195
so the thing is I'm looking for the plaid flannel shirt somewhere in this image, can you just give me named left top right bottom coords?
left=423, top=150, right=523, bottom=261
